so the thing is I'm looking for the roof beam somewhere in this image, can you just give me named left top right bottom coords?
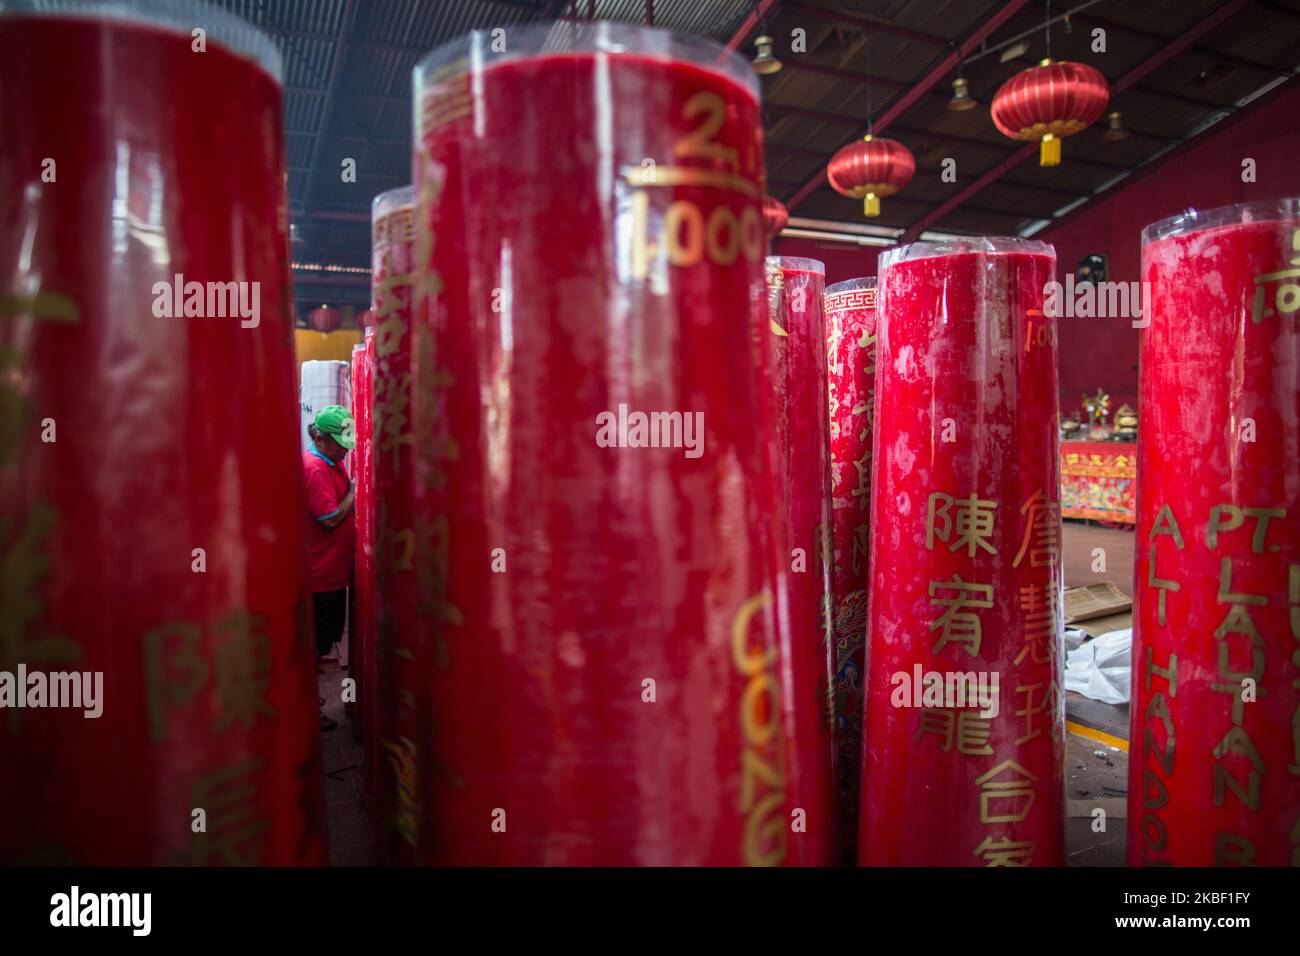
left=785, top=0, right=1036, bottom=213
left=780, top=3, right=948, bottom=48
left=1055, top=7, right=1294, bottom=77
left=300, top=0, right=360, bottom=216
left=723, top=0, right=780, bottom=54
left=901, top=0, right=1252, bottom=240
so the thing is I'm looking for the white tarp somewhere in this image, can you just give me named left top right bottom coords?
left=300, top=360, right=351, bottom=450
left=1064, top=628, right=1131, bottom=705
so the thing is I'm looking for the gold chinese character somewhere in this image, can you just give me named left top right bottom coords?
left=1016, top=583, right=1056, bottom=666
left=927, top=492, right=997, bottom=556
left=929, top=575, right=993, bottom=657
left=1014, top=682, right=1047, bottom=745
left=1013, top=489, right=1059, bottom=568
left=973, top=834, right=1037, bottom=866
left=212, top=609, right=276, bottom=734
left=143, top=620, right=209, bottom=743
left=915, top=708, right=992, bottom=755
left=976, top=759, right=1039, bottom=824
left=176, top=757, right=269, bottom=865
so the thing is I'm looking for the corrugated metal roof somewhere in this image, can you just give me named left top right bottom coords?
left=190, top=0, right=1300, bottom=317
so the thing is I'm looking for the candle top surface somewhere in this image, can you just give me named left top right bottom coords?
left=414, top=20, right=759, bottom=104
left=826, top=276, right=877, bottom=295
left=767, top=256, right=826, bottom=275
left=880, top=235, right=1054, bottom=273
left=1141, top=197, right=1300, bottom=246
left=0, top=0, right=282, bottom=83
left=373, top=186, right=415, bottom=220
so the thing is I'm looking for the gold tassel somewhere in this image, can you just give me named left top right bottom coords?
left=1040, top=134, right=1061, bottom=167
left=863, top=192, right=880, bottom=217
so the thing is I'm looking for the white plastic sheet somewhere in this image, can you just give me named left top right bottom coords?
left=1064, top=628, right=1131, bottom=704
left=300, top=360, right=351, bottom=449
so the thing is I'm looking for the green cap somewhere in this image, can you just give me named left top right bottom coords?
left=314, top=404, right=356, bottom=450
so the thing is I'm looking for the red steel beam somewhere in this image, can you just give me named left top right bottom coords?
left=784, top=0, right=1035, bottom=213
left=724, top=0, right=780, bottom=54
left=902, top=0, right=1252, bottom=240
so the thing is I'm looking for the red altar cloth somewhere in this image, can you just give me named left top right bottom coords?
left=1060, top=441, right=1136, bottom=524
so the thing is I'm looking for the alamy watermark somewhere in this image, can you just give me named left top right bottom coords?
left=0, top=664, right=103, bottom=718
left=50, top=886, right=150, bottom=936
left=595, top=403, right=704, bottom=459
left=1043, top=273, right=1150, bottom=328
left=890, top=663, right=1000, bottom=718
left=151, top=273, right=260, bottom=328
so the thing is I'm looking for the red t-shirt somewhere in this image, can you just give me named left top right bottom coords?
left=303, top=448, right=355, bottom=592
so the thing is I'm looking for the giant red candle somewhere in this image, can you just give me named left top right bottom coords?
left=350, top=333, right=376, bottom=752
left=861, top=238, right=1064, bottom=866
left=410, top=23, right=812, bottom=865
left=1131, top=199, right=1300, bottom=866
left=763, top=256, right=838, bottom=862
left=368, top=186, right=421, bottom=861
left=0, top=2, right=325, bottom=864
left=823, top=275, right=876, bottom=860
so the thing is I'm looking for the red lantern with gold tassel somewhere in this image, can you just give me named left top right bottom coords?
left=827, top=135, right=914, bottom=218
left=991, top=59, right=1109, bottom=167
left=763, top=195, right=788, bottom=237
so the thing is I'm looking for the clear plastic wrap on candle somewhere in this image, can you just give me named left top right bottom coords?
left=1131, top=199, right=1300, bottom=866
left=861, top=237, right=1064, bottom=866
left=823, top=275, right=877, bottom=860
left=0, top=0, right=324, bottom=864
left=410, top=22, right=807, bottom=865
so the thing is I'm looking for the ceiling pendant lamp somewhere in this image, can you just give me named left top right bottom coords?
left=947, top=76, right=976, bottom=111
left=1103, top=110, right=1129, bottom=141
left=827, top=134, right=915, bottom=218
left=990, top=58, right=1109, bottom=166
left=752, top=34, right=781, bottom=74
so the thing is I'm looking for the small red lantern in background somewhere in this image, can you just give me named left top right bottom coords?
left=991, top=59, right=1109, bottom=167
left=762, top=195, right=788, bottom=237
left=356, top=308, right=376, bottom=330
left=827, top=135, right=915, bottom=218
left=307, top=305, right=342, bottom=332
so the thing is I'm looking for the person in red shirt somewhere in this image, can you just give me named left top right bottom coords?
left=303, top=404, right=356, bottom=731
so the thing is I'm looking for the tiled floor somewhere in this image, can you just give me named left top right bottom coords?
left=318, top=662, right=374, bottom=866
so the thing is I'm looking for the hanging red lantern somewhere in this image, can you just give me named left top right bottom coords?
left=762, top=195, right=788, bottom=236
left=827, top=135, right=915, bottom=218
left=307, top=304, right=342, bottom=332
left=990, top=59, right=1109, bottom=167
left=356, top=307, right=376, bottom=330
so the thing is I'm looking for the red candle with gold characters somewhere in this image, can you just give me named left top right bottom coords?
left=1131, top=199, right=1300, bottom=866
left=350, top=334, right=375, bottom=748
left=823, top=275, right=876, bottom=859
left=411, top=22, right=812, bottom=865
left=861, top=238, right=1063, bottom=866
left=368, top=186, right=421, bottom=860
left=0, top=1, right=325, bottom=864
left=763, top=256, right=838, bottom=862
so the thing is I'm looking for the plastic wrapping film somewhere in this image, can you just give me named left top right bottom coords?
left=763, top=256, right=838, bottom=863
left=823, top=275, right=877, bottom=860
left=861, top=237, right=1064, bottom=866
left=369, top=186, right=419, bottom=860
left=411, top=22, right=816, bottom=865
left=302, top=360, right=352, bottom=453
left=1131, top=199, right=1300, bottom=866
left=0, top=1, right=325, bottom=864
